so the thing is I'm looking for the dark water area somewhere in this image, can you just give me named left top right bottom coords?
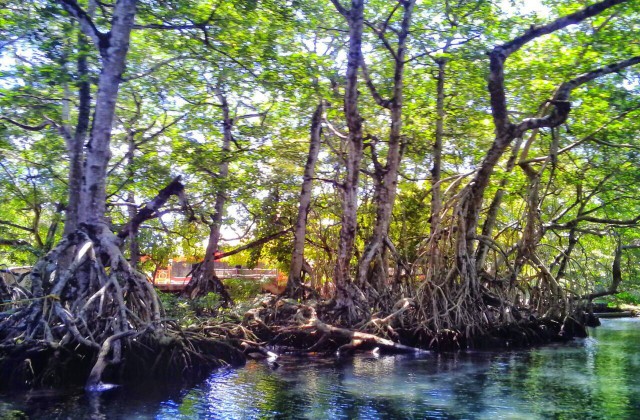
left=2, top=318, right=640, bottom=419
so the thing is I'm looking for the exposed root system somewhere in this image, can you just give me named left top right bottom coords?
left=0, top=225, right=242, bottom=391
left=238, top=295, right=588, bottom=356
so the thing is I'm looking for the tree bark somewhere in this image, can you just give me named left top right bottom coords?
left=429, top=57, right=446, bottom=235
left=331, top=0, right=366, bottom=318
left=182, top=89, right=233, bottom=301
left=116, top=176, right=186, bottom=242
left=64, top=11, right=94, bottom=235
left=126, top=132, right=139, bottom=267
left=475, top=137, right=523, bottom=271
left=356, top=0, right=414, bottom=291
left=287, top=102, right=324, bottom=296
left=62, top=0, right=138, bottom=224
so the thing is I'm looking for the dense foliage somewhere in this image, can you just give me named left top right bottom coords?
left=0, top=0, right=639, bottom=344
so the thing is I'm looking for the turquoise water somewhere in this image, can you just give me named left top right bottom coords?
left=2, top=318, right=640, bottom=419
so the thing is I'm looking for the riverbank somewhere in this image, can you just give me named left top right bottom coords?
left=1, top=293, right=634, bottom=393
left=3, top=318, right=640, bottom=419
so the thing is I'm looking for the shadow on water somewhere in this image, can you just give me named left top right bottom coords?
left=2, top=318, right=640, bottom=419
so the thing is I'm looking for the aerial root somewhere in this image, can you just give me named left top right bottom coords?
left=0, top=226, right=244, bottom=390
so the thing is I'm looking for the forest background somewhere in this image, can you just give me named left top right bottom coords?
left=0, top=0, right=639, bottom=387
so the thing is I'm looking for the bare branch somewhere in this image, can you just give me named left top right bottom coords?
left=312, top=177, right=344, bottom=189
left=0, top=116, right=51, bottom=131
left=0, top=238, right=31, bottom=247
left=0, top=220, right=34, bottom=234
left=501, top=0, right=628, bottom=58
left=381, top=2, right=402, bottom=34
left=217, top=229, right=292, bottom=259
left=116, top=176, right=187, bottom=241
left=520, top=106, right=640, bottom=164
left=323, top=118, right=348, bottom=139
left=549, top=215, right=640, bottom=230
left=122, top=55, right=190, bottom=82
left=364, top=20, right=399, bottom=61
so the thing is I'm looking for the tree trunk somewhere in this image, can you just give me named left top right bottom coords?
left=182, top=89, right=233, bottom=302
left=474, top=137, right=523, bottom=270
left=332, top=0, right=366, bottom=319
left=356, top=1, right=414, bottom=292
left=76, top=0, right=137, bottom=224
left=64, top=17, right=93, bottom=235
left=429, top=57, right=446, bottom=235
left=287, top=101, right=324, bottom=296
left=126, top=133, right=139, bottom=268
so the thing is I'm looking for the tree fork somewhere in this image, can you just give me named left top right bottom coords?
left=356, top=0, right=415, bottom=293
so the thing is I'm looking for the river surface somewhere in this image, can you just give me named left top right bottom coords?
left=1, top=318, right=640, bottom=419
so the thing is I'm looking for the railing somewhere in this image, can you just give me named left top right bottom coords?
left=151, top=268, right=279, bottom=290
left=213, top=268, right=278, bottom=279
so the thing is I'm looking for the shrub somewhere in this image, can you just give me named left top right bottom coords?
left=613, top=291, right=640, bottom=306
left=223, top=277, right=265, bottom=302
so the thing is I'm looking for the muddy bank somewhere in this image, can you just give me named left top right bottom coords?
left=0, top=296, right=599, bottom=392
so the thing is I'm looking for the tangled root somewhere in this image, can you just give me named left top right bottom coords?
left=0, top=225, right=242, bottom=390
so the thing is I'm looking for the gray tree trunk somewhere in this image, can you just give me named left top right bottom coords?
left=429, top=57, right=446, bottom=235
left=286, top=102, right=324, bottom=296
left=126, top=133, right=139, bottom=268
left=202, top=89, right=232, bottom=284
left=356, top=1, right=414, bottom=290
left=182, top=89, right=233, bottom=302
left=63, top=3, right=95, bottom=234
left=331, top=0, right=364, bottom=286
left=330, top=0, right=366, bottom=319
left=66, top=0, right=138, bottom=224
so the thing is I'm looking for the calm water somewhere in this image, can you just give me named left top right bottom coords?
left=2, top=318, right=640, bottom=419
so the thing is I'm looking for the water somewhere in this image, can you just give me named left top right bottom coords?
left=2, top=318, right=640, bottom=419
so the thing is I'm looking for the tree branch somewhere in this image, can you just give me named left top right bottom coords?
left=122, top=55, right=190, bottom=81
left=56, top=0, right=107, bottom=51
left=0, top=116, right=51, bottom=131
left=549, top=214, right=640, bottom=230
left=0, top=220, right=34, bottom=234
left=501, top=0, right=628, bottom=57
left=116, top=176, right=187, bottom=241
left=360, top=58, right=391, bottom=108
left=329, top=0, right=350, bottom=18
left=364, top=20, right=399, bottom=62
left=200, top=229, right=292, bottom=261
left=488, top=0, right=629, bottom=134
left=519, top=106, right=640, bottom=163
left=514, top=55, right=640, bottom=136
left=0, top=239, right=31, bottom=247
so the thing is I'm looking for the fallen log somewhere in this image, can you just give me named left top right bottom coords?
left=289, top=305, right=428, bottom=356
left=314, top=319, right=428, bottom=356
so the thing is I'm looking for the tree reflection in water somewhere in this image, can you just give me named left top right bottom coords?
left=2, top=318, right=640, bottom=419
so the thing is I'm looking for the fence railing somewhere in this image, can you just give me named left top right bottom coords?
left=152, top=268, right=279, bottom=285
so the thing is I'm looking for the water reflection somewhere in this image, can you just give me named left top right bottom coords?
left=2, top=318, right=640, bottom=419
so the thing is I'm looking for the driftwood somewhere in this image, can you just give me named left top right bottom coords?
left=273, top=303, right=426, bottom=356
